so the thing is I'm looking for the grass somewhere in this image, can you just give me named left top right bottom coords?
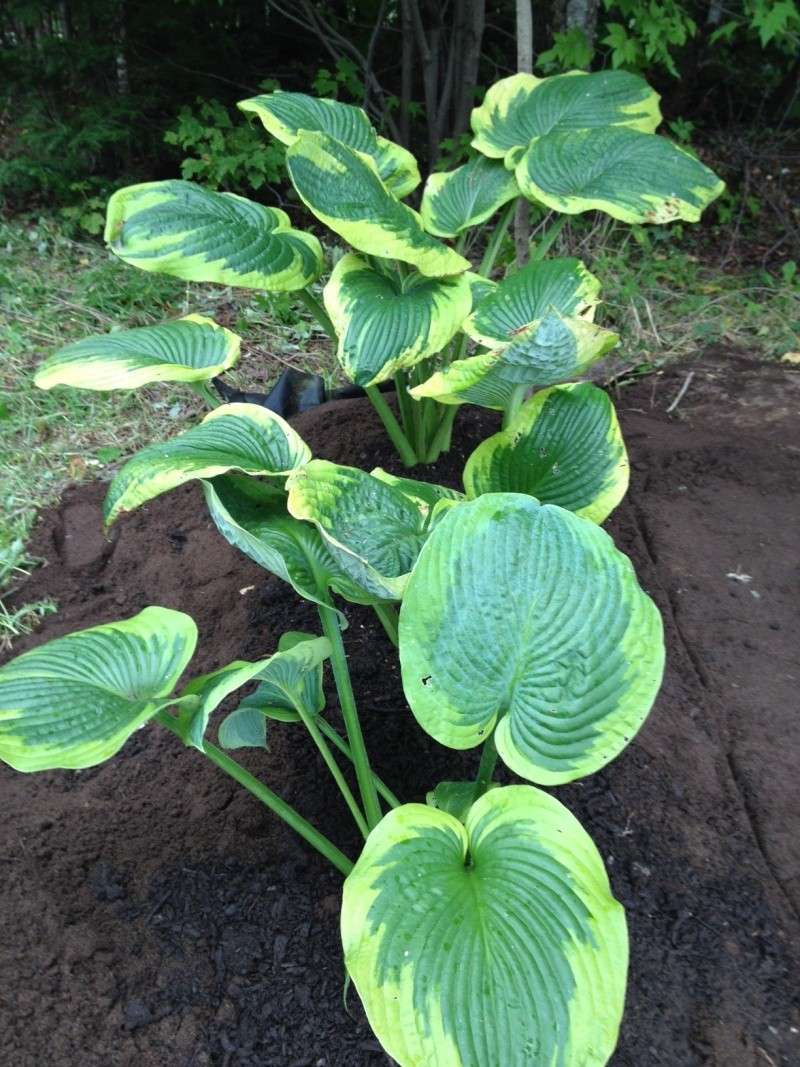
left=1, top=210, right=797, bottom=648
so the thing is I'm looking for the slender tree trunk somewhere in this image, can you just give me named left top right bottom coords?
left=452, top=0, right=486, bottom=138
left=564, top=0, right=600, bottom=48
left=514, top=0, right=533, bottom=267
left=400, top=0, right=414, bottom=146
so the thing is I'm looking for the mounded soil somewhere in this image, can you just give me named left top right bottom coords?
left=1, top=352, right=798, bottom=1067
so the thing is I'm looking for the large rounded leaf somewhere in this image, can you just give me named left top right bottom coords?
left=399, top=494, right=664, bottom=784
left=342, top=785, right=628, bottom=1067
left=420, top=156, right=519, bottom=238
left=238, top=91, right=420, bottom=198
left=34, top=314, right=240, bottom=391
left=516, top=127, right=725, bottom=223
left=463, top=384, right=629, bottom=522
left=410, top=349, right=518, bottom=410
left=287, top=460, right=428, bottom=601
left=464, top=257, right=601, bottom=346
left=0, top=607, right=197, bottom=772
left=286, top=132, right=468, bottom=278
left=105, top=180, right=323, bottom=290
left=471, top=69, right=661, bottom=160
left=201, top=475, right=384, bottom=608
left=323, top=254, right=471, bottom=387
left=105, top=403, right=311, bottom=524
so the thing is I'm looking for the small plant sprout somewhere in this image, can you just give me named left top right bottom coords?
left=2, top=69, right=725, bottom=1066
left=34, top=71, right=722, bottom=467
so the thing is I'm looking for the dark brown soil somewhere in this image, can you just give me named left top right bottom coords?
left=2, top=353, right=799, bottom=1067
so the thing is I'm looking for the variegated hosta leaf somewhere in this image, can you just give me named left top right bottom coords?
left=342, top=786, right=628, bottom=1067
left=464, top=257, right=601, bottom=346
left=238, top=91, right=420, bottom=198
left=420, top=156, right=519, bottom=238
left=463, top=384, right=629, bottom=522
left=412, top=312, right=618, bottom=407
left=516, top=127, right=725, bottom=223
left=323, top=254, right=471, bottom=387
left=471, top=69, right=661, bottom=161
left=399, top=494, right=664, bottom=785
left=104, top=403, right=311, bottom=524
left=201, top=475, right=383, bottom=608
left=0, top=607, right=197, bottom=772
left=178, top=634, right=330, bottom=750
left=465, top=271, right=497, bottom=313
left=410, top=349, right=518, bottom=410
left=425, top=779, right=498, bottom=823
left=105, top=180, right=323, bottom=290
left=286, top=460, right=428, bottom=601
left=34, top=314, right=240, bottom=391
left=286, top=132, right=469, bottom=278
left=370, top=469, right=465, bottom=514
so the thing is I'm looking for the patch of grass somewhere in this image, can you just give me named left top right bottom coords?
left=0, top=215, right=340, bottom=645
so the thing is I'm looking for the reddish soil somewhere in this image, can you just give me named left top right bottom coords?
left=1, top=353, right=799, bottom=1067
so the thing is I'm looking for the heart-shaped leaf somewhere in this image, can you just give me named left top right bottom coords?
left=105, top=180, right=323, bottom=290
left=287, top=460, right=428, bottom=601
left=178, top=634, right=330, bottom=749
left=410, top=349, right=518, bottom=410
left=399, top=494, right=664, bottom=784
left=463, top=384, right=629, bottom=522
left=370, top=469, right=465, bottom=513
left=323, top=254, right=471, bottom=387
left=286, top=132, right=469, bottom=278
left=425, top=779, right=498, bottom=822
left=342, top=785, right=628, bottom=1067
left=516, top=127, right=725, bottom=223
left=238, top=91, right=420, bottom=198
left=35, top=315, right=240, bottom=391
left=201, top=475, right=386, bottom=608
left=0, top=607, right=197, bottom=771
left=218, top=705, right=268, bottom=750
left=471, top=69, right=661, bottom=161
left=463, top=257, right=601, bottom=346
left=105, top=403, right=311, bottom=524
left=420, top=156, right=519, bottom=237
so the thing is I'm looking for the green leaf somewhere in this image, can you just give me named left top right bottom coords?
left=399, top=494, right=664, bottom=784
left=34, top=314, right=240, bottom=391
left=218, top=705, right=268, bottom=750
left=0, top=607, right=197, bottom=772
left=323, top=254, right=471, bottom=387
left=342, top=785, right=628, bottom=1067
left=201, top=475, right=384, bottom=609
left=104, top=403, right=311, bottom=524
left=105, top=180, right=323, bottom=290
left=412, top=311, right=618, bottom=408
left=463, top=384, right=629, bottom=522
left=425, top=779, right=498, bottom=823
left=179, top=634, right=330, bottom=749
left=471, top=69, right=661, bottom=161
left=238, top=91, right=420, bottom=197
left=286, top=132, right=469, bottom=278
left=237, top=633, right=328, bottom=725
left=516, top=127, right=725, bottom=224
left=465, top=271, right=497, bottom=312
left=286, top=460, right=428, bottom=601
left=370, top=469, right=465, bottom=513
left=463, top=257, right=601, bottom=346
left=420, top=156, right=519, bottom=238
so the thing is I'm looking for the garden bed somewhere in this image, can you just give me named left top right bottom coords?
left=1, top=352, right=798, bottom=1067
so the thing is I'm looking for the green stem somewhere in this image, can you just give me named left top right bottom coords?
left=479, top=200, right=515, bottom=278
left=189, top=381, right=221, bottom=409
left=372, top=602, right=399, bottom=647
left=393, top=370, right=415, bottom=440
left=294, top=699, right=369, bottom=839
left=425, top=405, right=458, bottom=462
left=155, top=711, right=353, bottom=876
left=531, top=214, right=568, bottom=262
left=502, top=383, right=527, bottom=430
left=297, top=287, right=337, bottom=341
left=317, top=718, right=402, bottom=810
left=318, top=602, right=383, bottom=830
left=366, top=386, right=418, bottom=468
left=472, top=731, right=499, bottom=804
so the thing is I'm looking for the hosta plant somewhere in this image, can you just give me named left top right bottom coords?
left=36, top=70, right=722, bottom=467
left=2, top=70, right=725, bottom=1066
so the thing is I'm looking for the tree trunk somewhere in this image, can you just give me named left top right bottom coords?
left=564, top=0, right=600, bottom=48
left=514, top=0, right=533, bottom=267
